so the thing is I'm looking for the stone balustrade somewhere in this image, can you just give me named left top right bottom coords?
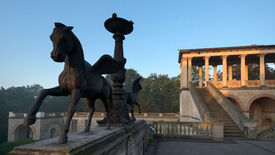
left=245, top=80, right=260, bottom=87
left=206, top=79, right=275, bottom=88
left=265, top=80, right=275, bottom=87
left=8, top=112, right=65, bottom=118
left=210, top=81, right=223, bottom=88
left=9, top=112, right=180, bottom=119
left=228, top=80, right=241, bottom=87
left=149, top=121, right=223, bottom=140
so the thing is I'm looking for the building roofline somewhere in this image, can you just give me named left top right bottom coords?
left=178, top=44, right=275, bottom=63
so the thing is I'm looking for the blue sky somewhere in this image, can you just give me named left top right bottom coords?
left=0, top=0, right=275, bottom=88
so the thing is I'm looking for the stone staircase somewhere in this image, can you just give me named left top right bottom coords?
left=197, top=88, right=243, bottom=137
left=257, top=127, right=275, bottom=138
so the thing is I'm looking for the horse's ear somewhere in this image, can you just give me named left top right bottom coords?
left=55, top=22, right=66, bottom=28
left=64, top=26, right=73, bottom=31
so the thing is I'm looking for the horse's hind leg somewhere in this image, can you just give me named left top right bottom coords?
left=101, top=97, right=111, bottom=130
left=59, top=89, right=81, bottom=144
left=84, top=98, right=95, bottom=132
left=24, top=86, right=66, bottom=126
left=130, top=104, right=136, bottom=122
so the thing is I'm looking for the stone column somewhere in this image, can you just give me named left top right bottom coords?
left=222, top=55, right=228, bottom=87
left=188, top=57, right=192, bottom=87
left=228, top=65, right=233, bottom=81
left=245, top=65, right=249, bottom=81
left=260, top=54, right=266, bottom=86
left=199, top=65, right=203, bottom=88
left=241, top=54, right=247, bottom=87
left=204, top=56, right=210, bottom=86
left=180, top=57, right=188, bottom=89
left=213, top=65, right=217, bottom=81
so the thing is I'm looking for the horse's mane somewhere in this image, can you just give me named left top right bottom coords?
left=55, top=26, right=85, bottom=62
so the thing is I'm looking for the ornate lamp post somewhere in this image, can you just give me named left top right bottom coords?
left=105, top=13, right=134, bottom=124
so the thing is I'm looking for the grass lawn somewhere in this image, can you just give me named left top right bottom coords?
left=0, top=139, right=36, bottom=155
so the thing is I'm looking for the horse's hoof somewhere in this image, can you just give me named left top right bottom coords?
left=106, top=126, right=111, bottom=130
left=24, top=116, right=36, bottom=126
left=121, top=119, right=130, bottom=124
left=58, top=136, right=68, bottom=144
left=97, top=118, right=107, bottom=124
left=84, top=128, right=90, bottom=132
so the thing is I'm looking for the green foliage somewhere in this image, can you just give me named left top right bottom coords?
left=0, top=139, right=36, bottom=155
left=105, top=68, right=141, bottom=90
left=139, top=74, right=180, bottom=113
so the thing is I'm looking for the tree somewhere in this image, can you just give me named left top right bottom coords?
left=139, top=74, right=179, bottom=113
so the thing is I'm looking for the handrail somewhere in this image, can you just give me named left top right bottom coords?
left=189, top=82, right=214, bottom=122
left=257, top=126, right=275, bottom=138
left=206, top=82, right=249, bottom=132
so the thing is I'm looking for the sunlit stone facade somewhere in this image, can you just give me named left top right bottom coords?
left=179, top=45, right=275, bottom=132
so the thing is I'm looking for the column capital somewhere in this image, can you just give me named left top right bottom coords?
left=222, top=55, right=228, bottom=59
left=187, top=57, right=193, bottom=61
left=204, top=56, right=211, bottom=60
left=182, top=56, right=188, bottom=60
left=181, top=57, right=188, bottom=63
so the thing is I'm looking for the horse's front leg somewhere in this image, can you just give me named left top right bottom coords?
left=130, top=104, right=136, bottom=122
left=84, top=98, right=95, bottom=132
left=59, top=89, right=81, bottom=144
left=24, top=86, right=66, bottom=126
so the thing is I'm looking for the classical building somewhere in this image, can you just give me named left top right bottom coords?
left=179, top=45, right=275, bottom=136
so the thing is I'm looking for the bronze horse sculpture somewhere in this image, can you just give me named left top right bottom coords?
left=24, top=23, right=124, bottom=144
left=99, top=76, right=142, bottom=123
left=126, top=77, right=142, bottom=121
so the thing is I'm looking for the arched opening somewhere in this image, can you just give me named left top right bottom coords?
left=249, top=97, right=275, bottom=133
left=227, top=97, right=242, bottom=110
left=14, top=125, right=33, bottom=141
left=50, top=128, right=57, bottom=138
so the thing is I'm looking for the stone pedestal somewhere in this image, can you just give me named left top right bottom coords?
left=9, top=120, right=149, bottom=155
left=243, top=120, right=257, bottom=139
left=212, top=122, right=224, bottom=141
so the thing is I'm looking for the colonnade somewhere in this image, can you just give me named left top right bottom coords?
left=180, top=54, right=266, bottom=88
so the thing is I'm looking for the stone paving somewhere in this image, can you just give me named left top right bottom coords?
left=149, top=138, right=275, bottom=155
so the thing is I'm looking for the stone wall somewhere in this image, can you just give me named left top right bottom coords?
left=179, top=90, right=202, bottom=122
left=219, top=87, right=275, bottom=112
left=8, top=112, right=178, bottom=142
left=9, top=120, right=152, bottom=155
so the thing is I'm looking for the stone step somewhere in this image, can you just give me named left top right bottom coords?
left=215, top=118, right=233, bottom=120
left=224, top=133, right=243, bottom=137
left=224, top=129, right=242, bottom=132
left=196, top=88, right=243, bottom=138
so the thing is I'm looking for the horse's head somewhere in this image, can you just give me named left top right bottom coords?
left=50, top=23, right=74, bottom=62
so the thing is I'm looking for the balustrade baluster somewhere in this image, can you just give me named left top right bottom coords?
left=195, top=125, right=198, bottom=136
left=158, top=123, right=162, bottom=135
left=183, top=124, right=186, bottom=135
left=188, top=124, right=190, bottom=135
left=168, top=123, right=170, bottom=134
left=180, top=124, right=183, bottom=135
